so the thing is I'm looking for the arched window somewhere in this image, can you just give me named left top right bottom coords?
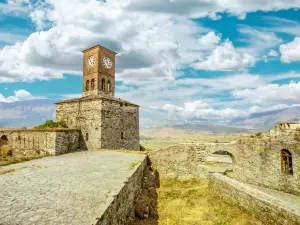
left=121, top=132, right=124, bottom=140
left=102, top=79, right=106, bottom=91
left=0, top=135, right=8, bottom=146
left=281, top=149, right=293, bottom=175
left=86, top=80, right=90, bottom=91
left=86, top=133, right=89, bottom=141
left=91, top=79, right=95, bottom=90
left=107, top=80, right=111, bottom=92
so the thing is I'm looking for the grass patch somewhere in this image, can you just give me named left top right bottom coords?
left=130, top=160, right=141, bottom=169
left=0, top=154, right=48, bottom=166
left=0, top=168, right=16, bottom=175
left=157, top=178, right=261, bottom=225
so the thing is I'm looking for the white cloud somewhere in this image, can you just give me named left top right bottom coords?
left=192, top=39, right=256, bottom=71
left=162, top=100, right=247, bottom=122
left=268, top=49, right=279, bottom=57
left=280, top=37, right=300, bottom=63
left=0, top=89, right=34, bottom=102
left=238, top=26, right=283, bottom=55
left=232, top=81, right=300, bottom=104
left=197, top=31, right=221, bottom=49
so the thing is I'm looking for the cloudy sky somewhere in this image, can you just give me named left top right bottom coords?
left=1, top=0, right=300, bottom=127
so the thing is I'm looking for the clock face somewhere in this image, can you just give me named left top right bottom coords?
left=102, top=56, right=112, bottom=69
left=87, top=55, right=95, bottom=67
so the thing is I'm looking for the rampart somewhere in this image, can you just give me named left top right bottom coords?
left=150, top=126, right=300, bottom=195
left=209, top=173, right=300, bottom=225
left=0, top=128, right=80, bottom=156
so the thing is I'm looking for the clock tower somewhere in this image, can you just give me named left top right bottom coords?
left=82, top=45, right=117, bottom=97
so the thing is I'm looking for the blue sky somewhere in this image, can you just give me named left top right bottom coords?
left=1, top=0, right=300, bottom=127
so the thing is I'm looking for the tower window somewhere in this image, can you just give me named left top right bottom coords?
left=281, top=149, right=293, bottom=175
left=91, top=79, right=95, bottom=90
left=107, top=80, right=111, bottom=92
left=102, top=79, right=106, bottom=91
left=86, top=80, right=90, bottom=91
left=86, top=133, right=89, bottom=141
left=121, top=132, right=124, bottom=140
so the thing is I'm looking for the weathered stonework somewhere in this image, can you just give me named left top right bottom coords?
left=56, top=44, right=140, bottom=151
left=209, top=173, right=300, bottom=225
left=56, top=96, right=140, bottom=150
left=150, top=123, right=300, bottom=196
left=0, top=129, right=80, bottom=156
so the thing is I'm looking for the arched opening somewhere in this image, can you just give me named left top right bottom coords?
left=121, top=132, right=124, bottom=140
left=207, top=151, right=235, bottom=163
left=0, top=135, right=11, bottom=158
left=91, top=79, right=95, bottom=90
left=86, top=80, right=90, bottom=91
left=107, top=80, right=111, bottom=92
left=86, top=133, right=89, bottom=141
left=205, top=150, right=235, bottom=177
left=281, top=149, right=293, bottom=175
left=102, top=79, right=106, bottom=91
left=0, top=135, right=8, bottom=146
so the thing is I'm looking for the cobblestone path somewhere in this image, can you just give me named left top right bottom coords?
left=0, top=151, right=146, bottom=225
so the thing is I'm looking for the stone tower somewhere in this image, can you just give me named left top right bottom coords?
left=82, top=45, right=117, bottom=97
left=56, top=45, right=140, bottom=151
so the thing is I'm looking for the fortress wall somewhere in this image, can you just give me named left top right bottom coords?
left=234, top=138, right=300, bottom=196
left=96, top=155, right=148, bottom=225
left=101, top=99, right=140, bottom=150
left=56, top=99, right=102, bottom=150
left=0, top=129, right=80, bottom=157
left=150, top=138, right=300, bottom=195
left=209, top=173, right=300, bottom=225
left=149, top=143, right=236, bottom=179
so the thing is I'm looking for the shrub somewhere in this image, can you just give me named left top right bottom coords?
left=0, top=145, right=11, bottom=158
left=250, top=132, right=263, bottom=139
left=35, top=120, right=68, bottom=129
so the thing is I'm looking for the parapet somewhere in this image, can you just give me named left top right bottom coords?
left=274, top=122, right=300, bottom=131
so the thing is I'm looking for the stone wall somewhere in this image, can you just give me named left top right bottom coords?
left=96, top=155, right=148, bottom=225
left=0, top=129, right=80, bottom=157
left=56, top=96, right=140, bottom=151
left=149, top=143, right=236, bottom=179
left=56, top=97, right=102, bottom=150
left=233, top=137, right=300, bottom=196
left=101, top=98, right=139, bottom=150
left=209, top=173, right=300, bottom=225
left=150, top=135, right=300, bottom=195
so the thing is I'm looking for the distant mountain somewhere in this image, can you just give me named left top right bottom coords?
left=231, top=106, right=300, bottom=129
left=0, top=99, right=56, bottom=128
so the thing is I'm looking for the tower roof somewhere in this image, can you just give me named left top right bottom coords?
left=82, top=44, right=117, bottom=55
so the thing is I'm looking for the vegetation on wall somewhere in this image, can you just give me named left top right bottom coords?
left=35, top=120, right=68, bottom=129
left=250, top=132, right=263, bottom=139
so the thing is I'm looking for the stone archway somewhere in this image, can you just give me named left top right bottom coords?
left=204, top=150, right=236, bottom=177
left=207, top=150, right=236, bottom=164
left=0, top=135, right=10, bottom=157
left=0, top=135, right=8, bottom=146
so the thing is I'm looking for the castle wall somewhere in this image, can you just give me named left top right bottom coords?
left=101, top=99, right=140, bottom=150
left=56, top=99, right=102, bottom=150
left=233, top=134, right=300, bottom=196
left=0, top=129, right=80, bottom=157
left=150, top=134, right=300, bottom=195
left=56, top=97, right=140, bottom=151
left=209, top=173, right=300, bottom=225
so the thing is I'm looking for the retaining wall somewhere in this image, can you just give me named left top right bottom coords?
left=96, top=155, right=148, bottom=225
left=209, top=173, right=300, bottom=225
left=0, top=129, right=80, bottom=156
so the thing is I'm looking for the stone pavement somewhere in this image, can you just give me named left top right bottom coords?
left=0, top=151, right=146, bottom=225
left=249, top=184, right=300, bottom=215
